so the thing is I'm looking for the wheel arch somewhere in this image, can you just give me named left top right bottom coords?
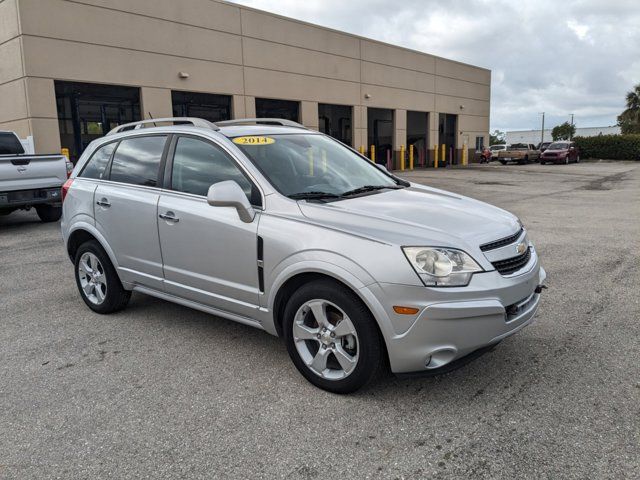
left=66, top=223, right=120, bottom=273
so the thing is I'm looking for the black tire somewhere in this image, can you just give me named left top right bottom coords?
left=74, top=240, right=131, bottom=314
left=283, top=279, right=384, bottom=394
left=499, top=160, right=507, bottom=165
left=36, top=204, right=62, bottom=222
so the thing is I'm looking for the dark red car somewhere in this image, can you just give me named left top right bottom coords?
left=540, top=141, right=580, bottom=165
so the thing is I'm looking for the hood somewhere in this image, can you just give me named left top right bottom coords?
left=297, top=185, right=520, bottom=249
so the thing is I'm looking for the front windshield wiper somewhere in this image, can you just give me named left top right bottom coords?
left=340, top=185, right=403, bottom=197
left=288, top=191, right=340, bottom=201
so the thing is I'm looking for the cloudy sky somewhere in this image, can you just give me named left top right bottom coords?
left=228, top=0, right=640, bottom=133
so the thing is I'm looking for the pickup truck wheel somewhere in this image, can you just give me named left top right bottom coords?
left=283, top=280, right=384, bottom=393
left=74, top=240, right=131, bottom=314
left=499, top=160, right=507, bottom=165
left=35, top=205, right=62, bottom=222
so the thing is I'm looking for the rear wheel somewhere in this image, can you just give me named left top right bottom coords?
left=36, top=204, right=62, bottom=222
left=283, top=280, right=384, bottom=393
left=575, top=155, right=580, bottom=163
left=565, top=156, right=569, bottom=165
left=74, top=240, right=131, bottom=314
left=499, top=159, right=507, bottom=165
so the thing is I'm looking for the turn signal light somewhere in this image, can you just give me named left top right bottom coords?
left=393, top=306, right=420, bottom=315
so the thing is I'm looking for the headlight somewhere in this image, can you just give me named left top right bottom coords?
left=402, top=247, right=483, bottom=287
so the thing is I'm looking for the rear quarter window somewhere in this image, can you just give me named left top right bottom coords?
left=79, top=142, right=116, bottom=179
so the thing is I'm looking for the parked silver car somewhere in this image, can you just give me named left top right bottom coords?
left=61, top=117, right=546, bottom=393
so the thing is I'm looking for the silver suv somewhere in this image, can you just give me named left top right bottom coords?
left=61, top=117, right=546, bottom=393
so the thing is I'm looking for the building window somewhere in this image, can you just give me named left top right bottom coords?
left=171, top=91, right=231, bottom=123
left=475, top=136, right=484, bottom=151
left=318, top=104, right=352, bottom=146
left=367, top=108, right=394, bottom=164
left=255, top=98, right=300, bottom=122
left=55, top=81, right=141, bottom=163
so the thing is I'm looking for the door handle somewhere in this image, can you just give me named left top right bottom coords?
left=96, top=198, right=111, bottom=207
left=159, top=212, right=179, bottom=222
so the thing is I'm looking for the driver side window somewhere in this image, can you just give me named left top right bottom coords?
left=170, top=136, right=261, bottom=206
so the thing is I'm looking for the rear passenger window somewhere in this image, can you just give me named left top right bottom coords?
left=80, top=142, right=116, bottom=179
left=170, top=136, right=259, bottom=205
left=109, top=136, right=167, bottom=187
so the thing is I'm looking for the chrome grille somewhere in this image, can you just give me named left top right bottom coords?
left=491, top=247, right=531, bottom=275
left=480, top=228, right=524, bottom=252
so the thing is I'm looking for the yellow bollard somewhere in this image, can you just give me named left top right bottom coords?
left=370, top=145, right=375, bottom=163
left=400, top=145, right=405, bottom=171
left=322, top=149, right=327, bottom=173
left=61, top=147, right=70, bottom=159
left=409, top=144, right=414, bottom=170
left=462, top=143, right=468, bottom=166
left=434, top=146, right=439, bottom=169
left=441, top=144, right=446, bottom=165
left=308, top=148, right=314, bottom=176
left=359, top=145, right=365, bottom=155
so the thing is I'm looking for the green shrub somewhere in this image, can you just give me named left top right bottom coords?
left=573, top=134, right=640, bottom=160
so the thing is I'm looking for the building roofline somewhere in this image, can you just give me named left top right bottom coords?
left=219, top=0, right=491, bottom=73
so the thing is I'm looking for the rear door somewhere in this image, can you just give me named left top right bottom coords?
left=157, top=134, right=262, bottom=318
left=94, top=134, right=168, bottom=290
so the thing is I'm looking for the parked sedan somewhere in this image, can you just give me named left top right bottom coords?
left=540, top=141, right=580, bottom=164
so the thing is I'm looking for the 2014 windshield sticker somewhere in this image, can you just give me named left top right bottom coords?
left=232, top=136, right=275, bottom=145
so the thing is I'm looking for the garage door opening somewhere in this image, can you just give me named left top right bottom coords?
left=438, top=113, right=457, bottom=165
left=172, top=91, right=231, bottom=123
left=55, top=81, right=141, bottom=162
left=367, top=108, right=394, bottom=165
left=407, top=111, right=429, bottom=168
left=255, top=98, right=300, bottom=122
left=318, top=104, right=352, bottom=146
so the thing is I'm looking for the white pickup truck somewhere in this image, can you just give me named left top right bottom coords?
left=0, top=131, right=72, bottom=222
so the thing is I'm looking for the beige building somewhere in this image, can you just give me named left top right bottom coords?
left=0, top=0, right=490, bottom=166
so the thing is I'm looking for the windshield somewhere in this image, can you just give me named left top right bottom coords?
left=548, top=142, right=569, bottom=150
left=233, top=134, right=399, bottom=198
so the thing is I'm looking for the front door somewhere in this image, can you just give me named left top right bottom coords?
left=157, top=135, right=262, bottom=318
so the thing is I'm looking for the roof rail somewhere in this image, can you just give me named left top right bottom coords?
left=215, top=118, right=308, bottom=129
left=106, top=117, right=219, bottom=136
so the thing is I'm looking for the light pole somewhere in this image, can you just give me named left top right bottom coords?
left=539, top=112, right=545, bottom=146
left=569, top=114, right=574, bottom=140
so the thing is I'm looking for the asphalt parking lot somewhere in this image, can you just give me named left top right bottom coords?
left=1, top=161, right=638, bottom=479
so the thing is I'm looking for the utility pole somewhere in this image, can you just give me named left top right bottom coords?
left=539, top=112, right=545, bottom=146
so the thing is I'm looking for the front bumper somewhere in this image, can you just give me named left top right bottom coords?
left=366, top=256, right=546, bottom=373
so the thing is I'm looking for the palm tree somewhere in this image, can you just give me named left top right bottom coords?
left=618, top=83, right=640, bottom=134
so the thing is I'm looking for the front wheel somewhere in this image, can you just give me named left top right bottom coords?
left=74, top=240, right=131, bottom=314
left=283, top=280, right=384, bottom=393
left=36, top=204, right=62, bottom=222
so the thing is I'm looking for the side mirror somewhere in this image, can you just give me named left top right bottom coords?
left=207, top=180, right=256, bottom=223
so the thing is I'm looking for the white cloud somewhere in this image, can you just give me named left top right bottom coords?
left=228, top=0, right=640, bottom=131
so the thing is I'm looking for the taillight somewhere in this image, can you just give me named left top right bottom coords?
left=62, top=178, right=74, bottom=203
left=65, top=160, right=74, bottom=178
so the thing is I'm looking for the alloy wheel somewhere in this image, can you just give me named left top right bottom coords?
left=292, top=299, right=359, bottom=380
left=78, top=252, right=107, bottom=305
